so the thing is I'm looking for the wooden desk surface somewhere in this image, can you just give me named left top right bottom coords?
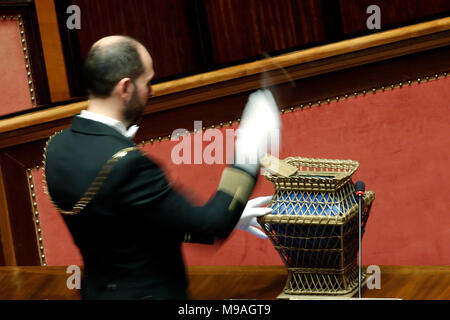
left=0, top=266, right=448, bottom=300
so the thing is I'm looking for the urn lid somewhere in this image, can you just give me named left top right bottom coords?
left=265, top=157, right=359, bottom=192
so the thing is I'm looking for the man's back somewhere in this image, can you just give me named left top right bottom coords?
left=45, top=116, right=188, bottom=299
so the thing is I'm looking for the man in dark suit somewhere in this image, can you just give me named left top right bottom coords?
left=44, top=36, right=280, bottom=299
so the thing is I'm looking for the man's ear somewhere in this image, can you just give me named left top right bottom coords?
left=114, top=78, right=132, bottom=101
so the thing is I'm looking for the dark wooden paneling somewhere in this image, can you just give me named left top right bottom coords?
left=320, top=0, right=344, bottom=42
left=0, top=0, right=51, bottom=107
left=189, top=0, right=214, bottom=70
left=0, top=238, right=5, bottom=265
left=54, top=0, right=85, bottom=98
left=55, top=0, right=208, bottom=97
left=204, top=0, right=327, bottom=65
left=4, top=140, right=46, bottom=168
left=0, top=151, right=40, bottom=266
left=72, top=0, right=204, bottom=81
left=53, top=0, right=450, bottom=99
left=340, top=0, right=450, bottom=35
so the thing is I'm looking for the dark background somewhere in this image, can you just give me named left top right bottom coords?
left=55, top=0, right=450, bottom=97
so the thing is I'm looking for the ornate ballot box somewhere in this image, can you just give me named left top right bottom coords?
left=259, top=157, right=375, bottom=298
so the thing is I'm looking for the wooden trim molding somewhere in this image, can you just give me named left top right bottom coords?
left=34, top=0, right=70, bottom=102
left=0, top=100, right=87, bottom=135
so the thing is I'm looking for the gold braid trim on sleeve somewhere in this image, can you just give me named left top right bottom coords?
left=42, top=133, right=140, bottom=215
left=217, top=167, right=255, bottom=211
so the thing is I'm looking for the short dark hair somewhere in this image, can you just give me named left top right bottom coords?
left=83, top=36, right=145, bottom=97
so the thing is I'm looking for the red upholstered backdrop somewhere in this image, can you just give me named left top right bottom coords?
left=33, top=77, right=450, bottom=266
left=0, top=19, right=33, bottom=116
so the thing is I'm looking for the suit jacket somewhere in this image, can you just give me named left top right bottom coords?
left=44, top=116, right=256, bottom=300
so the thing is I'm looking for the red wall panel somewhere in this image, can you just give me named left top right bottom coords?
left=32, top=169, right=83, bottom=266
left=0, top=19, right=32, bottom=116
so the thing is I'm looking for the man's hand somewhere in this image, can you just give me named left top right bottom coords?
left=235, top=196, right=273, bottom=239
left=235, top=89, right=281, bottom=176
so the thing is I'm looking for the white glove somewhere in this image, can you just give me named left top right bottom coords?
left=235, top=196, right=273, bottom=239
left=235, top=89, right=281, bottom=176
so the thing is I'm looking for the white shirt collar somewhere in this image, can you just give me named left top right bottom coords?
left=78, top=110, right=139, bottom=139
